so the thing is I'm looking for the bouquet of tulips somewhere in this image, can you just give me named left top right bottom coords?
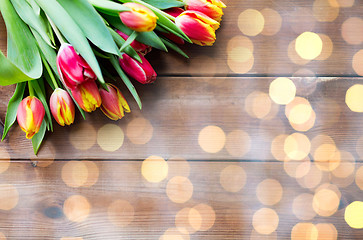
left=0, top=0, right=226, bottom=154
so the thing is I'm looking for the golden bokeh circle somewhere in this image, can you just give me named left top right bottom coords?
left=166, top=176, right=193, bottom=203
left=291, top=223, right=318, bottom=240
left=225, top=130, right=251, bottom=157
left=260, top=8, right=282, bottom=36
left=284, top=133, right=311, bottom=161
left=227, top=35, right=254, bottom=53
left=269, top=77, right=296, bottom=105
left=61, top=161, right=89, bottom=188
left=316, top=34, right=334, bottom=60
left=245, top=91, right=273, bottom=119
left=175, top=207, right=200, bottom=234
left=63, top=195, right=91, bottom=222
left=250, top=230, right=277, bottom=240
left=288, top=40, right=311, bottom=65
left=271, top=134, right=288, bottom=161
left=238, top=9, right=265, bottom=36
left=352, top=50, right=363, bottom=76
left=355, top=166, right=363, bottom=190
left=141, top=155, right=168, bottom=183
left=160, top=228, right=190, bottom=240
left=0, top=184, right=19, bottom=210
left=315, top=223, right=338, bottom=240
left=227, top=51, right=254, bottom=73
left=295, top=32, right=323, bottom=60
left=292, top=193, right=317, bottom=220
left=345, top=201, right=363, bottom=229
left=296, top=165, right=323, bottom=189
left=313, top=0, right=339, bottom=22
left=0, top=233, right=5, bottom=240
left=252, top=208, right=279, bottom=235
left=256, top=179, right=283, bottom=206
left=284, top=157, right=311, bottom=178
left=345, top=84, right=363, bottom=112
left=97, top=124, right=124, bottom=152
left=126, top=117, right=153, bottom=145
left=198, top=125, right=226, bottom=153
left=108, top=199, right=135, bottom=227
left=193, top=203, right=216, bottom=231
left=341, top=17, right=363, bottom=45
left=69, top=123, right=97, bottom=150
left=312, top=187, right=340, bottom=216
left=220, top=165, right=246, bottom=192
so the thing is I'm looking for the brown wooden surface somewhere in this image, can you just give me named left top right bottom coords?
left=1, top=1, right=363, bottom=239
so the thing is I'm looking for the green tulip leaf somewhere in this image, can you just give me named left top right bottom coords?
left=35, top=0, right=106, bottom=86
left=59, top=0, right=120, bottom=56
left=136, top=0, right=185, bottom=9
left=10, top=0, right=53, bottom=47
left=32, top=120, right=46, bottom=155
left=88, top=0, right=130, bottom=16
left=119, top=31, right=138, bottom=52
left=0, top=0, right=42, bottom=86
left=26, top=0, right=40, bottom=15
left=108, top=27, right=141, bottom=62
left=160, top=37, right=189, bottom=58
left=1, top=82, right=26, bottom=141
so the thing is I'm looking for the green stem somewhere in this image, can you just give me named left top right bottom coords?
left=41, top=55, right=59, bottom=89
left=119, top=30, right=138, bottom=52
left=28, top=81, right=35, bottom=96
left=47, top=14, right=66, bottom=44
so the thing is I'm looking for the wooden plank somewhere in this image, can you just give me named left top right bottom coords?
left=2, top=1, right=363, bottom=76
left=0, top=160, right=361, bottom=239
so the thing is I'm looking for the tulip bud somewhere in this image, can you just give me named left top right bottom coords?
left=116, top=30, right=152, bottom=55
left=175, top=10, right=220, bottom=46
left=99, top=84, right=130, bottom=120
left=119, top=3, right=158, bottom=32
left=50, top=88, right=75, bottom=126
left=119, top=52, right=157, bottom=84
left=17, top=96, right=45, bottom=139
left=163, top=8, right=185, bottom=45
left=185, top=0, right=226, bottom=22
left=57, top=43, right=97, bottom=90
left=71, top=81, right=102, bottom=112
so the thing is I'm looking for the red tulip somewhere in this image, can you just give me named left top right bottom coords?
left=56, top=43, right=97, bottom=90
left=119, top=3, right=158, bottom=32
left=50, top=88, right=75, bottom=126
left=175, top=10, right=219, bottom=46
left=17, top=96, right=45, bottom=139
left=71, top=81, right=101, bottom=112
left=119, top=52, right=157, bottom=84
left=99, top=84, right=130, bottom=120
left=185, top=0, right=226, bottom=22
left=116, top=30, right=152, bottom=55
left=163, top=8, right=185, bottom=45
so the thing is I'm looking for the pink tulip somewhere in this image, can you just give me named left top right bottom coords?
left=116, top=30, right=152, bottom=55
left=17, top=96, right=45, bottom=139
left=185, top=0, right=226, bottom=22
left=119, top=3, right=158, bottom=32
left=99, top=84, right=130, bottom=120
left=56, top=43, right=97, bottom=90
left=119, top=52, right=157, bottom=84
left=50, top=88, right=75, bottom=126
left=163, top=8, right=185, bottom=45
left=175, top=10, right=219, bottom=46
left=71, top=81, right=101, bottom=112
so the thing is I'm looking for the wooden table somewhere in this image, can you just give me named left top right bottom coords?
left=1, top=0, right=363, bottom=239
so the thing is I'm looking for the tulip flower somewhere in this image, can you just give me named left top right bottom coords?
left=71, top=81, right=102, bottom=112
left=17, top=96, right=45, bottom=139
left=49, top=88, right=75, bottom=126
left=116, top=30, right=152, bottom=55
left=119, top=3, right=158, bottom=32
left=57, top=43, right=97, bottom=90
left=119, top=52, right=157, bottom=84
left=163, top=8, right=185, bottom=45
left=99, top=84, right=130, bottom=120
left=185, top=0, right=226, bottom=22
left=175, top=10, right=219, bottom=46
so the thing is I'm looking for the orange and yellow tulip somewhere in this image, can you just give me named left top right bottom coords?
left=119, top=3, right=158, bottom=32
left=17, top=96, right=45, bottom=139
left=99, top=84, right=130, bottom=120
left=49, top=88, right=75, bottom=126
left=185, top=0, right=226, bottom=22
left=71, top=81, right=101, bottom=112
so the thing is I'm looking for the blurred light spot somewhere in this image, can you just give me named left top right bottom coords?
left=250, top=230, right=277, bottom=240
left=225, top=130, right=251, bottom=157
left=353, top=50, right=363, bottom=76
left=296, top=165, right=323, bottom=189
left=193, top=203, right=216, bottom=231
left=284, top=133, right=311, bottom=160
left=269, top=77, right=296, bottom=105
left=346, top=84, right=363, bottom=111
left=69, top=123, right=96, bottom=150
left=220, top=165, right=246, bottom=192
left=126, top=117, right=153, bottom=145
left=228, top=52, right=254, bottom=73
left=245, top=91, right=274, bottom=119
left=0, top=147, right=10, bottom=173
left=175, top=207, right=201, bottom=234
left=313, top=187, right=340, bottom=216
left=288, top=40, right=311, bottom=65
left=0, top=233, right=5, bottom=240
left=108, top=199, right=134, bottom=227
left=331, top=0, right=354, bottom=7
left=168, top=157, right=190, bottom=178
left=62, top=161, right=88, bottom=188
left=355, top=166, right=363, bottom=190
left=331, top=151, right=355, bottom=187
left=227, top=35, right=254, bottom=53
left=63, top=195, right=90, bottom=222
left=83, top=161, right=99, bottom=187
left=229, top=47, right=253, bottom=63
left=0, top=184, right=19, bottom=210
left=198, top=125, right=226, bottom=153
left=256, top=179, right=283, bottom=205
left=166, top=176, right=193, bottom=203
left=238, top=9, right=265, bottom=36
left=284, top=157, right=311, bottom=178
left=97, top=124, right=124, bottom=152
left=291, top=223, right=318, bottom=240
left=342, top=17, right=363, bottom=45
left=310, top=135, right=335, bottom=154
left=141, top=156, right=168, bottom=183
left=316, top=223, right=338, bottom=240
left=314, top=145, right=340, bottom=172
left=160, top=228, right=190, bottom=240
left=271, top=134, right=288, bottom=161
left=345, top=201, right=363, bottom=229
left=252, top=208, right=279, bottom=235
left=261, top=8, right=282, bottom=36
left=293, top=193, right=317, bottom=220
left=287, top=7, right=316, bottom=34
left=316, top=34, right=333, bottom=60
left=295, top=32, right=323, bottom=60
left=313, top=0, right=339, bottom=22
